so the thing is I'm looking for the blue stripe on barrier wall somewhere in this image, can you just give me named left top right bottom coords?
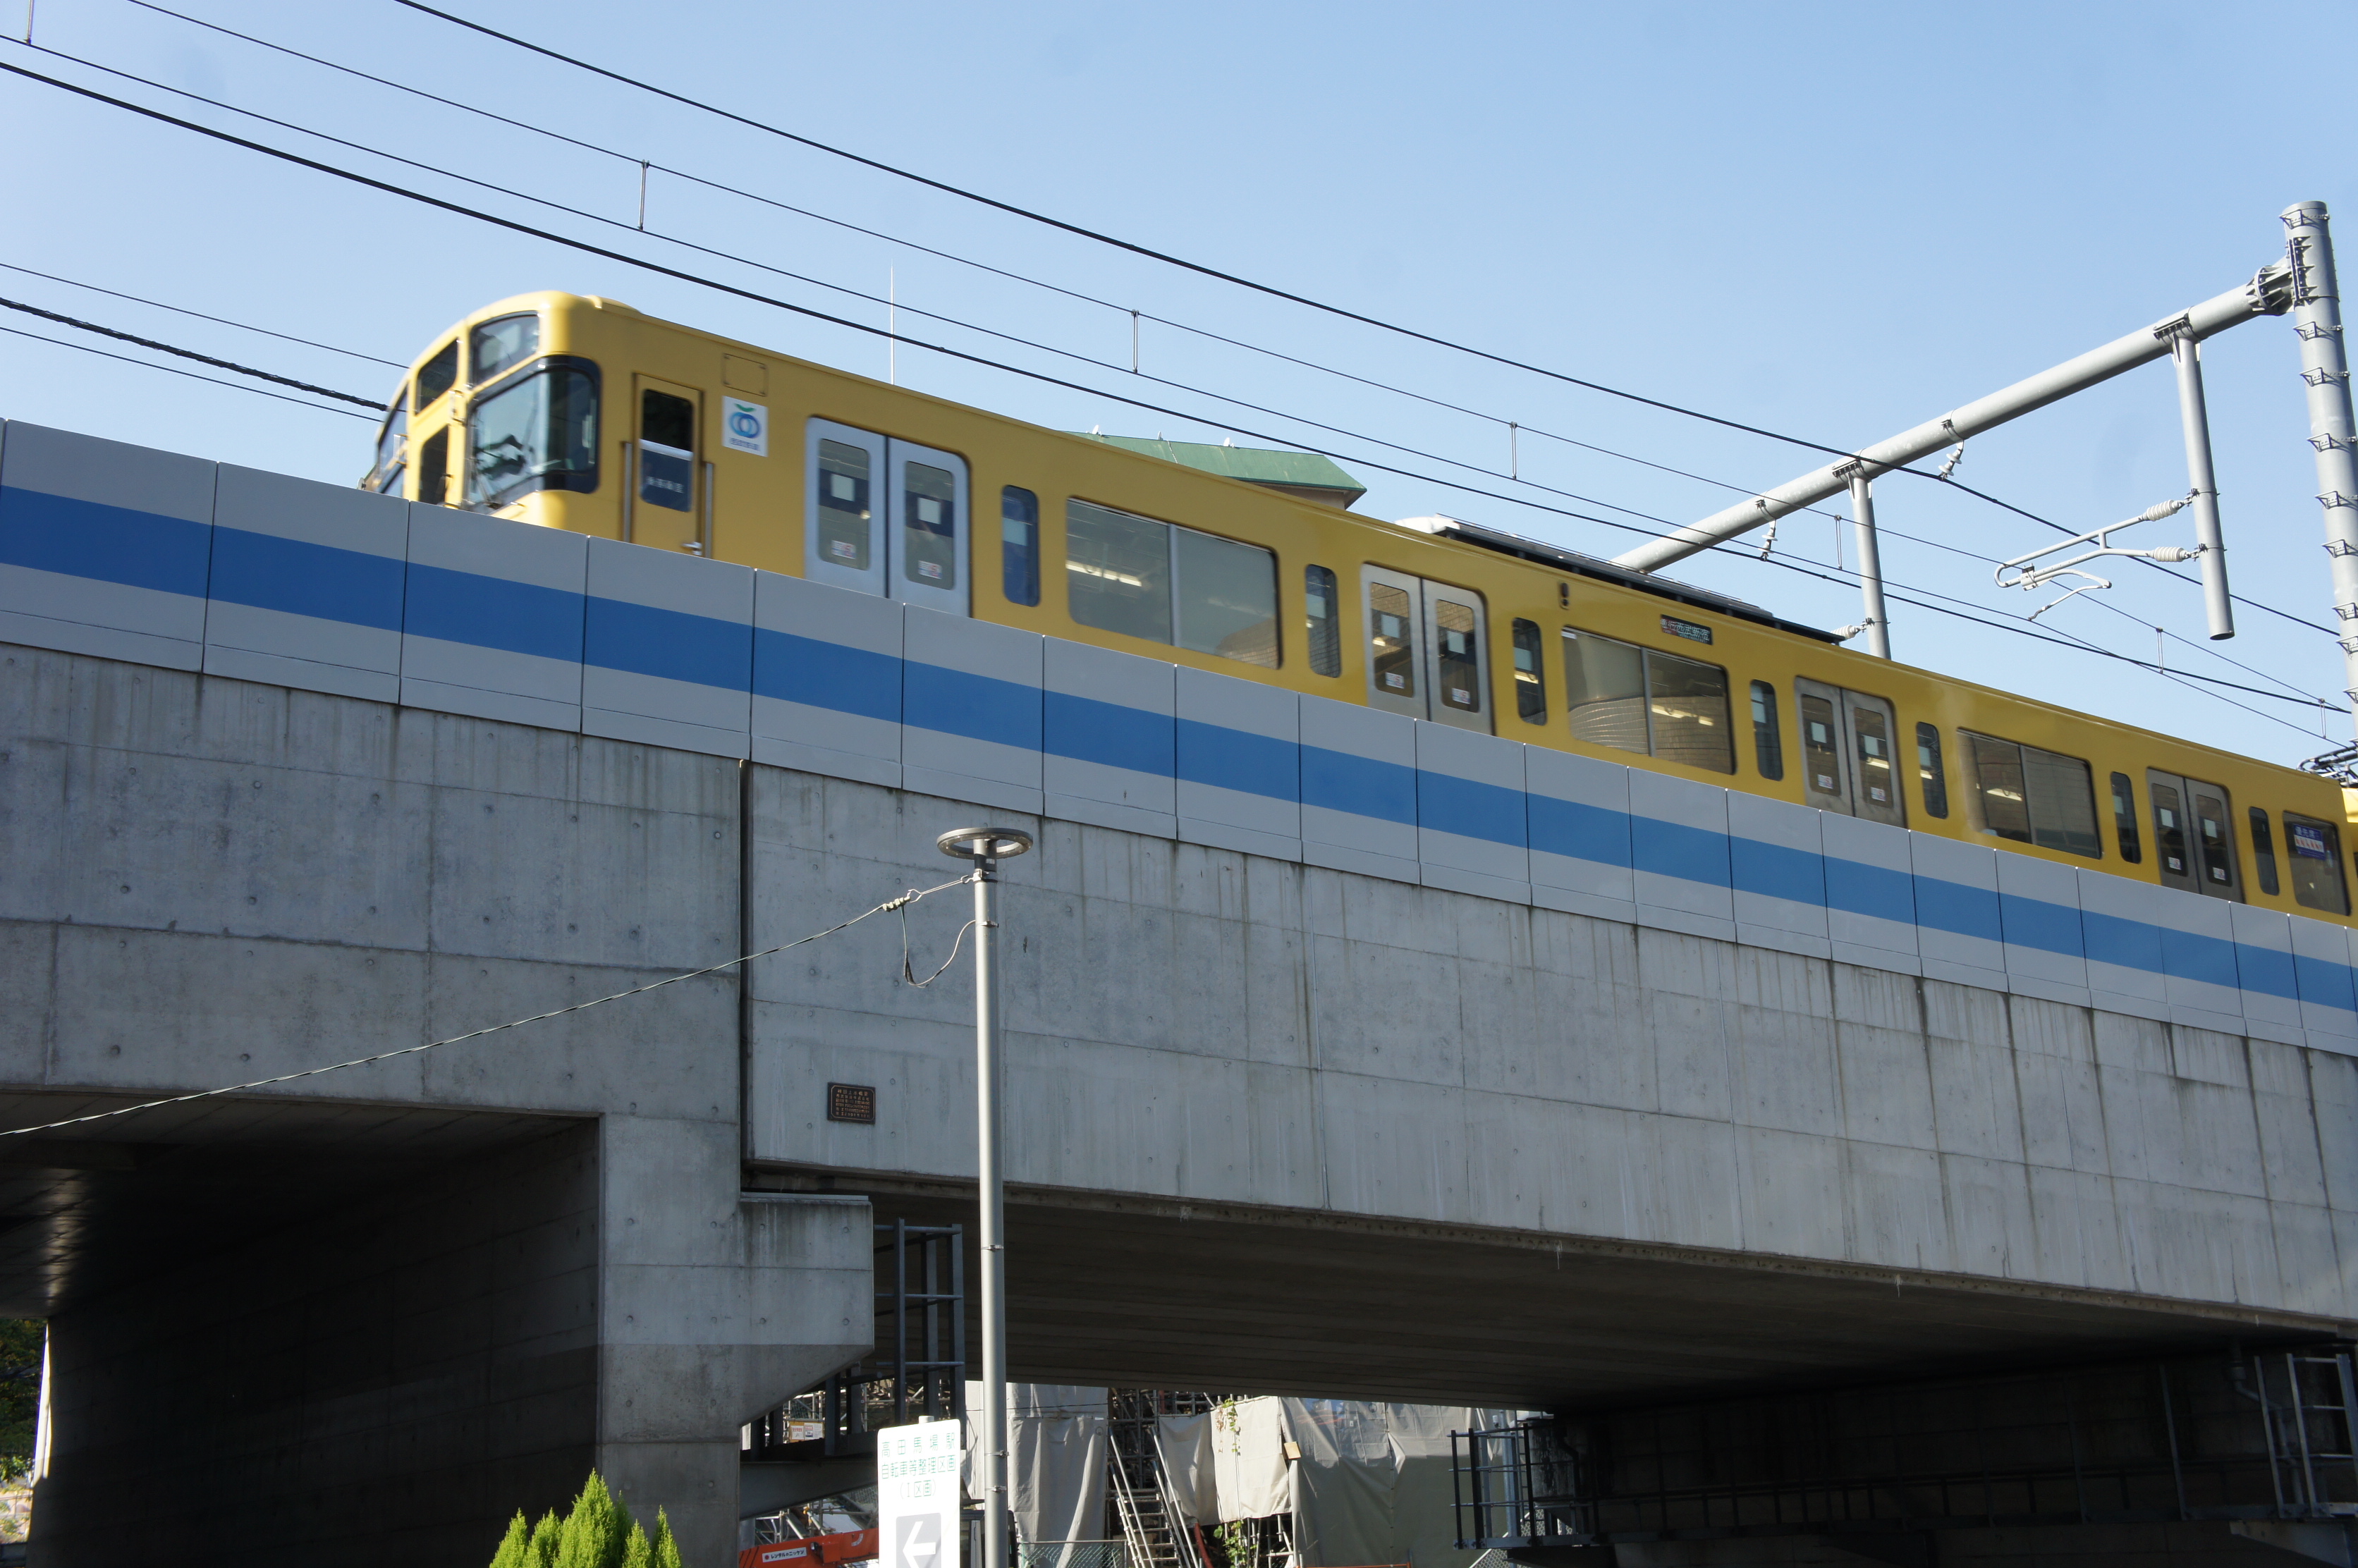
left=1301, top=743, right=1411, bottom=823
left=904, top=662, right=1041, bottom=752
left=1998, top=893, right=2084, bottom=959
left=2296, top=953, right=2358, bottom=1015
left=1632, top=816, right=1730, bottom=888
left=210, top=527, right=404, bottom=632
left=1914, top=876, right=2001, bottom=943
left=1527, top=797, right=1631, bottom=869
left=1824, top=857, right=1914, bottom=924
left=1416, top=770, right=1527, bottom=849
left=753, top=628, right=899, bottom=721
left=0, top=486, right=211, bottom=599
left=2082, top=909, right=2163, bottom=975
left=1051, top=691, right=1176, bottom=777
left=403, top=562, right=584, bottom=665
left=2161, top=927, right=2240, bottom=991
left=1177, top=717, right=1298, bottom=803
left=1731, top=838, right=1826, bottom=907
left=2236, top=943, right=2300, bottom=1003
left=585, top=596, right=751, bottom=691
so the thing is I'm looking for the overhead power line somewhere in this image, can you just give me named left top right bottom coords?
left=0, top=257, right=405, bottom=367
left=0, top=319, right=374, bottom=418
left=0, top=56, right=2327, bottom=723
left=0, top=295, right=379, bottom=405
left=112, top=6, right=2327, bottom=641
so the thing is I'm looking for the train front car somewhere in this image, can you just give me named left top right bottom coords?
left=365, top=291, right=2358, bottom=934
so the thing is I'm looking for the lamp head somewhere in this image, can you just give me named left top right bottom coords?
left=936, top=826, right=1034, bottom=862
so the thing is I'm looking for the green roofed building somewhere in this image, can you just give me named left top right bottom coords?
left=1068, top=432, right=1367, bottom=510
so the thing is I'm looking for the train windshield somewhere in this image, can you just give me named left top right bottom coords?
left=468, top=365, right=599, bottom=508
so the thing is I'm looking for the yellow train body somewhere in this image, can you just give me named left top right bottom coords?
left=363, top=290, right=2358, bottom=926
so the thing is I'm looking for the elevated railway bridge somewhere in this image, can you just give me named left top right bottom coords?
left=0, top=421, right=2353, bottom=1564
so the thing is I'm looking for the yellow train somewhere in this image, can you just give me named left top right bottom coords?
left=361, top=290, right=2357, bottom=925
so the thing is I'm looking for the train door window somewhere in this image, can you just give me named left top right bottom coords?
left=1364, top=567, right=1422, bottom=718
left=1842, top=692, right=1905, bottom=826
left=2285, top=812, right=2351, bottom=914
left=1067, top=499, right=1172, bottom=644
left=1000, top=486, right=1040, bottom=607
left=1511, top=619, right=1546, bottom=725
left=1561, top=629, right=1646, bottom=757
left=415, top=341, right=458, bottom=410
left=1795, top=678, right=1849, bottom=813
left=1647, top=645, right=1732, bottom=773
left=1305, top=565, right=1341, bottom=678
left=2188, top=781, right=2240, bottom=898
left=2109, top=773, right=2142, bottom=863
left=1424, top=584, right=1487, bottom=733
left=2147, top=774, right=2197, bottom=892
left=417, top=427, right=448, bottom=507
left=805, top=419, right=886, bottom=596
left=470, top=313, right=540, bottom=384
left=1916, top=723, right=1948, bottom=819
left=1175, top=527, right=1278, bottom=667
left=1749, top=682, right=1784, bottom=780
left=887, top=440, right=971, bottom=615
left=628, top=379, right=703, bottom=552
left=2249, top=808, right=2281, bottom=897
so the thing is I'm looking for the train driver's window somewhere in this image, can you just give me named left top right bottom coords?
left=1915, top=723, right=1948, bottom=818
left=1963, top=733, right=2101, bottom=857
left=2285, top=812, right=2351, bottom=914
left=1305, top=565, right=1341, bottom=678
left=470, top=313, right=539, bottom=383
left=415, top=340, right=458, bottom=410
left=2249, top=809, right=2282, bottom=897
left=417, top=428, right=448, bottom=508
left=1000, top=487, right=1039, bottom=606
left=466, top=365, right=599, bottom=509
left=1511, top=619, right=1547, bottom=724
left=2109, top=773, right=2142, bottom=863
left=1750, top=682, right=1784, bottom=780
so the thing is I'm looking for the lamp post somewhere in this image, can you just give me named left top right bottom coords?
left=935, top=826, right=1032, bottom=1568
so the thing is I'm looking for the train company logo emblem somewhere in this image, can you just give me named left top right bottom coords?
left=724, top=398, right=769, bottom=457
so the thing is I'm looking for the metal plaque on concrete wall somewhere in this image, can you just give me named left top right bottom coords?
left=877, top=1419, right=964, bottom=1568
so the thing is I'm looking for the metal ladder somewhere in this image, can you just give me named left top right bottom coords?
left=1109, top=1393, right=1207, bottom=1568
left=2256, top=1348, right=2358, bottom=1518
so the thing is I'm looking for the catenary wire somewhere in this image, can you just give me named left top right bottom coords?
left=0, top=319, right=373, bottom=417
left=0, top=256, right=404, bottom=367
left=111, top=5, right=2328, bottom=637
left=0, top=295, right=379, bottom=404
left=0, top=873, right=975, bottom=1140
left=4, top=59, right=2327, bottom=718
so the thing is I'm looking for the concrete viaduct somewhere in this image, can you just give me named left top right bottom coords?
left=0, top=422, right=2352, bottom=1565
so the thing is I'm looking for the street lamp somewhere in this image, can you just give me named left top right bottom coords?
left=935, top=826, right=1032, bottom=1568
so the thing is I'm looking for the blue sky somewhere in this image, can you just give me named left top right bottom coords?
left=3, top=0, right=2354, bottom=767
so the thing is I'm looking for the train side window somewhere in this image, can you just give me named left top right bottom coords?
left=2249, top=808, right=2281, bottom=897
left=1173, top=526, right=1278, bottom=667
left=1066, top=499, right=1171, bottom=644
left=415, top=341, right=458, bottom=410
left=417, top=427, right=448, bottom=507
left=369, top=400, right=408, bottom=494
left=901, top=460, right=958, bottom=589
left=1369, top=582, right=1419, bottom=699
left=1915, top=723, right=1948, bottom=818
left=2109, top=773, right=2141, bottom=863
left=1562, top=628, right=1730, bottom=773
left=1000, top=486, right=1040, bottom=606
left=1964, top=732, right=2101, bottom=858
left=1561, top=629, right=1644, bottom=757
left=1749, top=682, right=1784, bottom=780
left=1305, top=565, right=1341, bottom=678
left=470, top=313, right=539, bottom=383
left=1511, top=619, right=1547, bottom=724
left=639, top=388, right=696, bottom=513
left=2285, top=812, right=2351, bottom=914
left=1799, top=692, right=1843, bottom=797
left=1647, top=646, right=1733, bottom=773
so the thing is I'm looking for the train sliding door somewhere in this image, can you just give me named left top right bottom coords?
left=630, top=376, right=706, bottom=554
left=1795, top=678, right=1905, bottom=826
left=1362, top=566, right=1489, bottom=733
left=2147, top=769, right=2240, bottom=899
left=803, top=418, right=970, bottom=614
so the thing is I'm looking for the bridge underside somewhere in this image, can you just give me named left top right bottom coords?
left=791, top=1174, right=2302, bottom=1409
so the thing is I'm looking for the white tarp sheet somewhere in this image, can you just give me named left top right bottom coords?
left=1210, top=1397, right=1293, bottom=1521
left=963, top=1384, right=1109, bottom=1549
left=1154, top=1412, right=1217, bottom=1526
